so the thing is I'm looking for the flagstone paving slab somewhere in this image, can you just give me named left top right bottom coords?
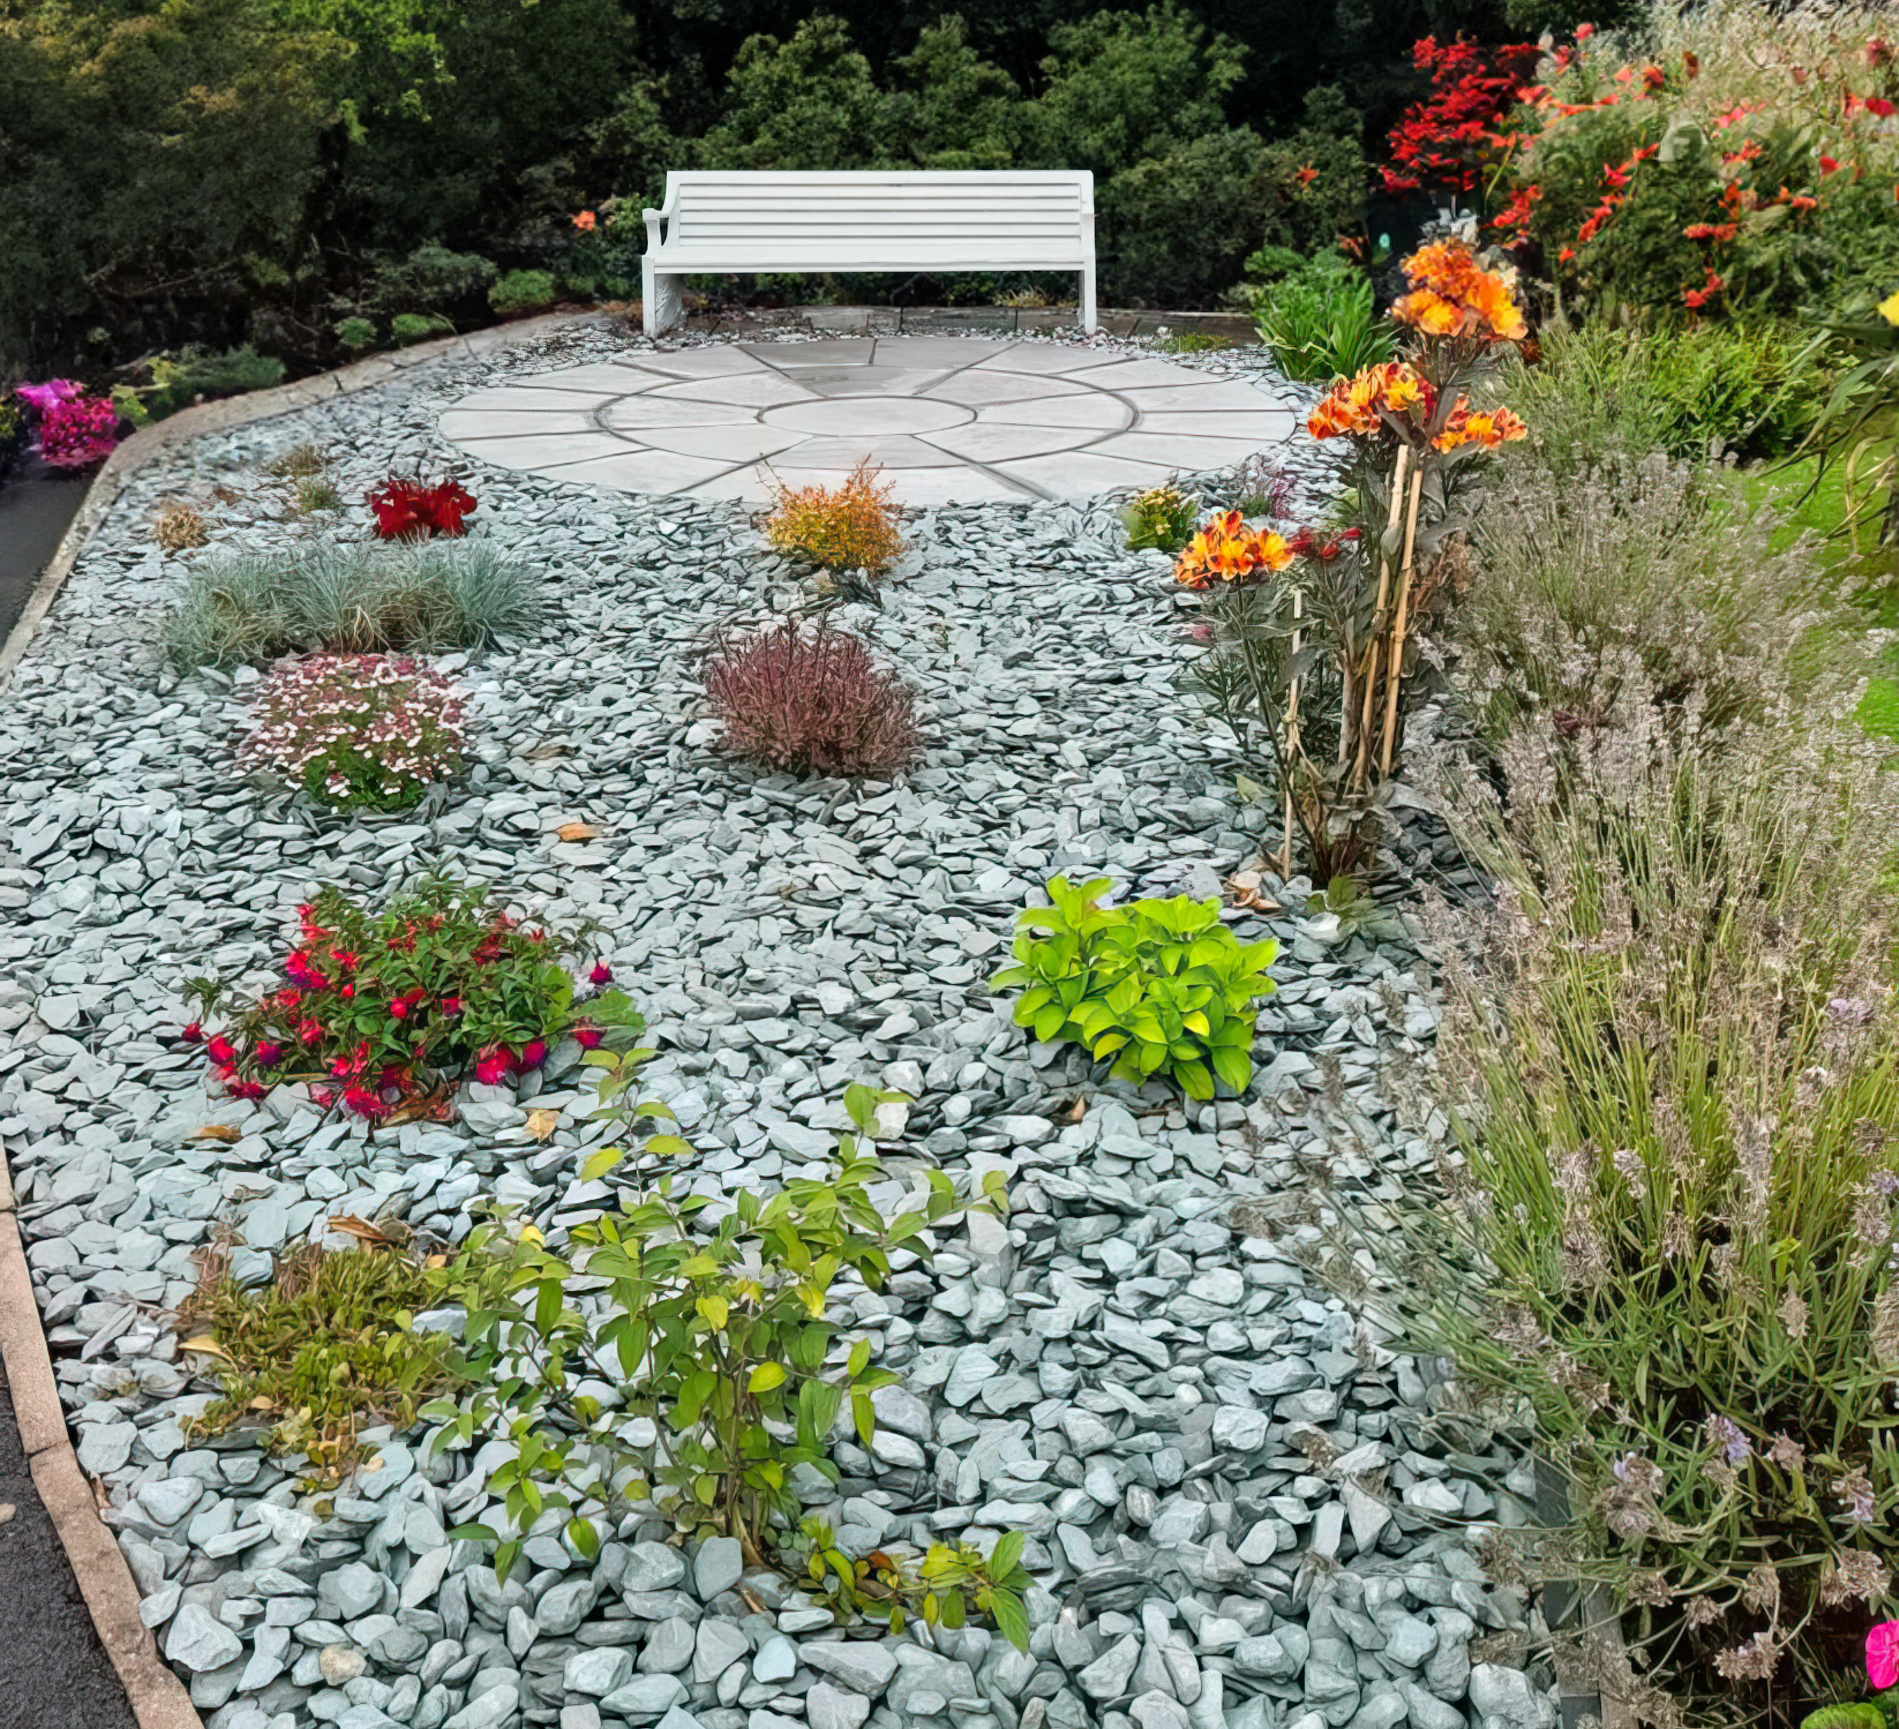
left=441, top=334, right=1301, bottom=504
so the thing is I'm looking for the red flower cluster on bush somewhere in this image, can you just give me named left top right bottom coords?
left=183, top=878, right=641, bottom=1121
left=1382, top=35, right=1545, bottom=197
left=367, top=474, right=477, bottom=540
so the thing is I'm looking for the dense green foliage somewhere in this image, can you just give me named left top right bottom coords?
left=993, top=873, right=1278, bottom=1099
left=0, top=0, right=1526, bottom=371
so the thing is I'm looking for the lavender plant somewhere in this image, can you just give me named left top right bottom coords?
left=1346, top=682, right=1899, bottom=1721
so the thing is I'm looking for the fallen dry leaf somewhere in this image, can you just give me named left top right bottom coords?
left=180, top=1333, right=232, bottom=1361
left=524, top=1108, right=560, bottom=1142
left=189, top=1124, right=242, bottom=1143
left=555, top=821, right=602, bottom=842
left=327, top=1215, right=394, bottom=1246
left=1062, top=1096, right=1087, bottom=1123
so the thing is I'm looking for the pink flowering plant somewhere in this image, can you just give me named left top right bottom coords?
left=243, top=653, right=467, bottom=812
left=16, top=379, right=120, bottom=470
left=183, top=878, right=643, bottom=1121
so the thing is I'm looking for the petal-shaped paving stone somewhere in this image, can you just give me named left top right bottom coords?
left=440, top=334, right=1297, bottom=502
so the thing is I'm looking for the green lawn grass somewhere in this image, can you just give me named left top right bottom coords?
left=1735, top=437, right=1899, bottom=736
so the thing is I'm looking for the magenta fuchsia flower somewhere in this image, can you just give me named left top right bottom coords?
left=516, top=1039, right=548, bottom=1071
left=574, top=1025, right=603, bottom=1049
left=254, top=1042, right=284, bottom=1068
left=205, top=1035, right=238, bottom=1069
left=1869, top=1621, right=1899, bottom=1690
left=181, top=1020, right=203, bottom=1044
left=342, top=1086, right=384, bottom=1119
left=15, top=379, right=81, bottom=416
left=590, top=962, right=613, bottom=986
left=474, top=1049, right=513, bottom=1086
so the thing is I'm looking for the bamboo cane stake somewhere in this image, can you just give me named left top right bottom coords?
left=1283, top=583, right=1303, bottom=878
left=1352, top=443, right=1411, bottom=789
left=1379, top=463, right=1428, bottom=780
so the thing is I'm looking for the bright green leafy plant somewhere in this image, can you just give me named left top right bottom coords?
left=428, top=1057, right=1011, bottom=1592
left=798, top=1517, right=1033, bottom=1651
left=1252, top=260, right=1395, bottom=385
left=993, top=874, right=1276, bottom=1099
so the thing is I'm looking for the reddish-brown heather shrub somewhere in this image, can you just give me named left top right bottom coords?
left=703, top=620, right=919, bottom=779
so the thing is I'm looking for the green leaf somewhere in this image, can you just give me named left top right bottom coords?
left=847, top=1337, right=872, bottom=1379
left=988, top=1529, right=1024, bottom=1579
left=990, top=1586, right=1031, bottom=1653
left=566, top=1517, right=600, bottom=1559
left=748, top=1362, right=787, bottom=1393
left=581, top=1146, right=624, bottom=1182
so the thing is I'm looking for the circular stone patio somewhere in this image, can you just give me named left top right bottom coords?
left=439, top=334, right=1301, bottom=507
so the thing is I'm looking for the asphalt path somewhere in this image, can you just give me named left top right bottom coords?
left=0, top=453, right=89, bottom=645
left=0, top=1359, right=139, bottom=1729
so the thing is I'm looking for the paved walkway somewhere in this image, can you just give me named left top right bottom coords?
left=440, top=335, right=1297, bottom=506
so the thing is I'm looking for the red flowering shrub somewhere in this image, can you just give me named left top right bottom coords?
left=244, top=654, right=468, bottom=811
left=704, top=620, right=919, bottom=779
left=1382, top=35, right=1544, bottom=198
left=367, top=474, right=477, bottom=540
left=184, top=878, right=643, bottom=1120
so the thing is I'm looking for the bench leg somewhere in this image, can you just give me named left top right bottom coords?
left=1079, top=269, right=1097, bottom=334
left=642, top=264, right=683, bottom=336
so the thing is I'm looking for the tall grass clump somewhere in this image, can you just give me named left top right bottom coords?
left=1328, top=495, right=1899, bottom=1718
left=1504, top=321, right=1823, bottom=479
left=161, top=540, right=536, bottom=669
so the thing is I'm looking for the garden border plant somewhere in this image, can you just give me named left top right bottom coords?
left=426, top=1058, right=1031, bottom=1646
left=184, top=877, right=642, bottom=1120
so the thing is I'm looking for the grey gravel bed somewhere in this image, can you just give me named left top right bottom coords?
left=0, top=323, right=1550, bottom=1729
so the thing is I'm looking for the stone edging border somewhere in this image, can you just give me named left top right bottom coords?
left=0, top=1144, right=203, bottom=1728
left=0, top=308, right=616, bottom=691
left=0, top=307, right=616, bottom=1729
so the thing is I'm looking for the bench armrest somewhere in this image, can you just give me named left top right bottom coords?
left=641, top=173, right=680, bottom=253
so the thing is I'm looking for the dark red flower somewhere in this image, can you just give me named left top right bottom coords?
left=574, top=1025, right=603, bottom=1049
left=439, top=995, right=462, bottom=1016
left=516, top=1039, right=548, bottom=1071
left=227, top=1080, right=267, bottom=1101
left=181, top=1020, right=204, bottom=1044
left=205, top=1035, right=237, bottom=1068
left=589, top=962, right=613, bottom=986
left=254, top=1042, right=284, bottom=1068
left=342, top=1086, right=384, bottom=1119
left=474, top=1049, right=513, bottom=1086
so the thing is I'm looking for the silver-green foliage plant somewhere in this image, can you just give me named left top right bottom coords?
left=992, top=874, right=1276, bottom=1099
left=1352, top=677, right=1899, bottom=1714
left=427, top=1055, right=1017, bottom=1621
left=161, top=540, right=536, bottom=668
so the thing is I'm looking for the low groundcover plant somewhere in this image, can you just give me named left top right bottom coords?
left=993, top=873, right=1277, bottom=1100
left=242, top=652, right=468, bottom=811
left=185, top=877, right=641, bottom=1120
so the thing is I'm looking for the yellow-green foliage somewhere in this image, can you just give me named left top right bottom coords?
left=764, top=460, right=904, bottom=576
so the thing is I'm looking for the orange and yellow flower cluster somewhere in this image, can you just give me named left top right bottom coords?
left=1390, top=241, right=1527, bottom=343
left=1174, top=510, right=1295, bottom=591
left=1432, top=402, right=1528, bottom=452
left=1305, top=361, right=1434, bottom=440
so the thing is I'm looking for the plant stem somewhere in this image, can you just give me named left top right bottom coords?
left=1379, top=464, right=1427, bottom=780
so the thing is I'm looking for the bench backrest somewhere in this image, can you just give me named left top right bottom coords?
left=646, top=171, right=1094, bottom=273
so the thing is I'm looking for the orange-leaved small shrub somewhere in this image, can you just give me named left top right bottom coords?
left=704, top=620, right=919, bottom=779
left=764, top=460, right=903, bottom=576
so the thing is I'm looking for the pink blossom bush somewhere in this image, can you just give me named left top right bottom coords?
left=16, top=380, right=120, bottom=470
left=242, top=653, right=468, bottom=811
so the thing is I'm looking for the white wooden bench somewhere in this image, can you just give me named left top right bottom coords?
left=640, top=170, right=1096, bottom=336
